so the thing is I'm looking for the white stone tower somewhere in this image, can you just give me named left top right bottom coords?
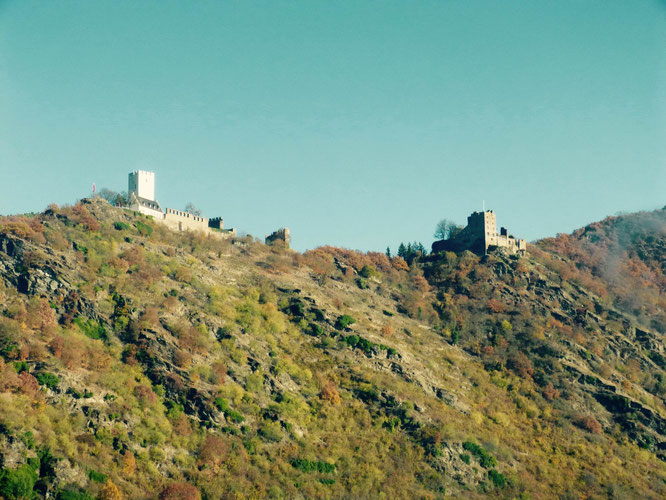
left=128, top=170, right=156, bottom=201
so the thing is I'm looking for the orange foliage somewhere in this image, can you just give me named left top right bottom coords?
left=100, top=479, right=123, bottom=500
left=574, top=415, right=602, bottom=434
left=134, top=384, right=157, bottom=407
left=543, top=382, right=560, bottom=401
left=391, top=256, right=409, bottom=271
left=199, top=435, right=230, bottom=470
left=121, top=452, right=136, bottom=476
left=320, top=380, right=342, bottom=405
left=159, top=483, right=201, bottom=500
left=71, top=203, right=100, bottom=231
left=486, top=298, right=506, bottom=313
left=381, top=322, right=394, bottom=337
left=508, top=352, right=534, bottom=379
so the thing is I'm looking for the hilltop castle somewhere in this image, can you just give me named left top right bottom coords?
left=126, top=170, right=235, bottom=237
left=432, top=210, right=526, bottom=255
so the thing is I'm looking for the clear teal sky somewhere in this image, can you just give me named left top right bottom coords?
left=1, top=1, right=664, bottom=252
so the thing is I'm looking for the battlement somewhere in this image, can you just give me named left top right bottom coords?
left=208, top=217, right=223, bottom=229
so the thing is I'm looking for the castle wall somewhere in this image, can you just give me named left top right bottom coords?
left=163, top=208, right=210, bottom=233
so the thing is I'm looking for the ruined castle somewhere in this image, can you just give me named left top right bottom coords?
left=432, top=210, right=526, bottom=255
left=126, top=170, right=236, bottom=237
left=265, top=228, right=290, bottom=248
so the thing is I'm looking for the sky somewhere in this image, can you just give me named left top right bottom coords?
left=1, top=1, right=665, bottom=252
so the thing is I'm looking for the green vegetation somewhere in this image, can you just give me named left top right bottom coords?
left=0, top=463, right=38, bottom=499
left=87, top=470, right=107, bottom=483
left=35, top=372, right=59, bottom=390
left=335, top=314, right=356, bottom=329
left=291, top=459, right=336, bottom=474
left=72, top=317, right=107, bottom=340
left=462, top=441, right=497, bottom=469
left=488, top=469, right=506, bottom=489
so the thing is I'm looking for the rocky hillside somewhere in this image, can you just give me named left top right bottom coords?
left=0, top=199, right=664, bottom=499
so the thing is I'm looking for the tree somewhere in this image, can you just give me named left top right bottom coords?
left=115, top=191, right=129, bottom=206
left=184, top=202, right=201, bottom=216
left=434, top=219, right=463, bottom=240
left=397, top=242, right=427, bottom=265
left=97, top=188, right=118, bottom=204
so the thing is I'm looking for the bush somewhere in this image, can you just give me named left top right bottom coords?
left=214, top=397, right=229, bottom=412
left=135, top=221, right=153, bottom=236
left=0, top=317, right=20, bottom=359
left=258, top=422, right=283, bottom=442
left=462, top=441, right=497, bottom=469
left=158, top=482, right=201, bottom=500
left=291, top=459, right=336, bottom=474
left=57, top=488, right=95, bottom=500
left=359, top=265, right=377, bottom=278
left=87, top=469, right=107, bottom=483
left=335, top=315, right=356, bottom=330
left=488, top=469, right=506, bottom=488
left=35, top=372, right=59, bottom=390
left=73, top=317, right=107, bottom=341
left=226, top=410, right=245, bottom=423
left=0, top=464, right=38, bottom=499
left=573, top=415, right=602, bottom=434
left=113, top=221, right=130, bottom=231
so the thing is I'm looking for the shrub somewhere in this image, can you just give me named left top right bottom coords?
left=462, top=441, right=497, bottom=469
left=56, top=488, right=95, bottom=500
left=113, top=221, right=130, bottom=231
left=73, top=317, right=107, bottom=341
left=35, top=372, right=59, bottom=390
left=359, top=265, right=377, bottom=278
left=573, top=415, right=602, bottom=434
left=335, top=315, right=356, bottom=330
left=0, top=317, right=20, bottom=359
left=0, top=463, right=39, bottom=499
left=488, top=469, right=506, bottom=488
left=87, top=469, right=107, bottom=483
left=291, top=459, right=336, bottom=474
left=320, top=381, right=341, bottom=405
left=135, top=221, right=153, bottom=236
left=214, top=397, right=229, bottom=412
left=226, top=410, right=245, bottom=423
left=158, top=482, right=201, bottom=500
left=343, top=335, right=359, bottom=348
left=258, top=422, right=283, bottom=442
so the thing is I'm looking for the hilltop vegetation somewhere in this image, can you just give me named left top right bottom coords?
left=0, top=199, right=665, bottom=499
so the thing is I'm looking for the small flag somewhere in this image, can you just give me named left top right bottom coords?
left=92, top=183, right=96, bottom=193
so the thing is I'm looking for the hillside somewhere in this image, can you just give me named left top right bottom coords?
left=0, top=199, right=665, bottom=499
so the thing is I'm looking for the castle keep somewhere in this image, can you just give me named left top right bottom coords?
left=432, top=210, right=526, bottom=255
left=126, top=170, right=235, bottom=237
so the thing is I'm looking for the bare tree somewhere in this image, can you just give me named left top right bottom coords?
left=184, top=202, right=201, bottom=216
left=97, top=188, right=118, bottom=204
left=434, top=219, right=463, bottom=240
